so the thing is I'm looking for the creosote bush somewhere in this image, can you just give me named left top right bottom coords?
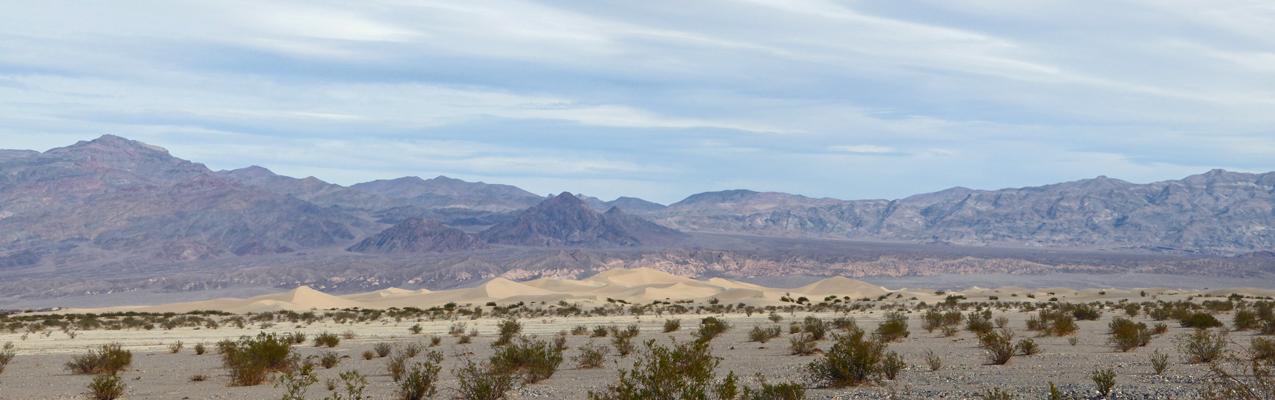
left=1092, top=368, right=1116, bottom=397
left=750, top=325, right=783, bottom=343
left=1177, top=329, right=1229, bottom=364
left=222, top=332, right=295, bottom=386
left=454, top=356, right=521, bottom=400
left=980, top=330, right=1016, bottom=365
left=874, top=312, right=910, bottom=342
left=805, top=326, right=889, bottom=387
left=694, top=317, right=732, bottom=343
left=491, top=335, right=564, bottom=384
left=494, top=318, right=523, bottom=347
left=923, top=349, right=942, bottom=371
left=789, top=333, right=819, bottom=356
left=67, top=343, right=133, bottom=375
left=1015, top=339, right=1040, bottom=356
left=87, top=374, right=126, bottom=400
left=663, top=319, right=681, bottom=333
left=398, top=359, right=443, bottom=400
left=1150, top=350, right=1170, bottom=375
left=314, top=332, right=340, bottom=348
left=575, top=341, right=610, bottom=369
left=374, top=342, right=394, bottom=358
left=320, top=351, right=340, bottom=369
left=587, top=339, right=800, bottom=400
left=1109, top=317, right=1152, bottom=352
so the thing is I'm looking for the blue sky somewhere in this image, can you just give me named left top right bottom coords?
left=2, top=1, right=1272, bottom=204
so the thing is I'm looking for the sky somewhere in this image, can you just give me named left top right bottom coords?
left=1, top=1, right=1273, bottom=204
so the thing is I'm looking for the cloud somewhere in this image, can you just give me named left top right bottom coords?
left=0, top=0, right=1273, bottom=204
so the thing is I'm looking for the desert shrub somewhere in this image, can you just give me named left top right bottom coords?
left=695, top=317, right=731, bottom=343
left=410, top=323, right=423, bottom=334
left=1153, top=322, right=1170, bottom=335
left=874, top=312, right=910, bottom=342
left=593, top=325, right=611, bottom=338
left=387, top=353, right=411, bottom=382
left=789, top=334, right=819, bottom=356
left=331, top=370, right=368, bottom=400
left=458, top=334, right=473, bottom=344
left=1068, top=337, right=1080, bottom=346
left=980, top=330, right=1015, bottom=365
left=1177, top=329, right=1229, bottom=364
left=586, top=339, right=739, bottom=400
left=87, top=374, right=126, bottom=400
left=575, top=341, right=610, bottom=369
left=402, top=342, right=424, bottom=358
left=967, top=312, right=994, bottom=335
left=494, top=318, right=523, bottom=347
left=314, top=332, right=340, bottom=348
left=169, top=340, right=183, bottom=354
left=1180, top=312, right=1224, bottom=329
left=664, top=319, right=681, bottom=333
left=553, top=335, right=568, bottom=351
left=572, top=325, right=589, bottom=335
left=1069, top=304, right=1102, bottom=321
left=994, top=316, right=1010, bottom=329
left=924, top=349, right=942, bottom=371
left=194, top=343, right=207, bottom=355
left=0, top=347, right=14, bottom=375
left=320, top=351, right=339, bottom=369
left=222, top=332, right=295, bottom=386
left=1016, top=339, right=1040, bottom=356
left=805, top=327, right=889, bottom=387
left=66, top=343, right=133, bottom=375
left=881, top=351, right=905, bottom=380
left=1151, top=350, right=1170, bottom=375
left=454, top=356, right=521, bottom=400
left=768, top=312, right=783, bottom=323
left=1200, top=353, right=1275, bottom=400
left=430, top=336, right=442, bottom=347
left=342, top=330, right=356, bottom=340
left=613, top=335, right=635, bottom=357
left=1125, top=303, right=1141, bottom=317
left=1235, top=309, right=1261, bottom=331
left=750, top=325, right=783, bottom=343
left=450, top=322, right=468, bottom=336
left=803, top=316, right=829, bottom=341
left=190, top=374, right=210, bottom=382
left=490, top=336, right=564, bottom=384
left=363, top=350, right=376, bottom=360
left=974, top=387, right=1014, bottom=400
left=1250, top=337, right=1275, bottom=361
left=940, top=325, right=960, bottom=337
left=288, top=332, right=307, bottom=345
left=1109, top=317, right=1153, bottom=352
left=1030, top=310, right=1079, bottom=336
left=276, top=363, right=317, bottom=400
left=739, top=375, right=805, bottom=400
left=398, top=360, right=442, bottom=400
left=1091, top=368, right=1116, bottom=396
left=789, top=324, right=801, bottom=335
left=375, top=342, right=394, bottom=358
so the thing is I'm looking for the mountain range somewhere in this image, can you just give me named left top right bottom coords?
left=1, top=135, right=1274, bottom=305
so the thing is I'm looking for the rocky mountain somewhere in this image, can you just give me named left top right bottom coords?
left=578, top=195, right=666, bottom=213
left=350, top=175, right=543, bottom=213
left=217, top=166, right=404, bottom=213
left=347, top=217, right=490, bottom=254
left=650, top=170, right=1275, bottom=253
left=478, top=192, right=687, bottom=248
left=0, top=135, right=368, bottom=263
left=663, top=189, right=843, bottom=215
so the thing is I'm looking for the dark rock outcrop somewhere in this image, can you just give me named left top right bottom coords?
left=350, top=175, right=543, bottom=212
left=478, top=192, right=686, bottom=248
left=347, top=218, right=489, bottom=253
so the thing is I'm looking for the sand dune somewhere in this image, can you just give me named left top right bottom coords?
left=62, top=268, right=1262, bottom=315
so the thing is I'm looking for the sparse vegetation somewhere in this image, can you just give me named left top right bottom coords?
left=874, top=312, right=910, bottom=342
left=575, top=341, right=610, bottom=369
left=222, top=332, right=295, bottom=386
left=490, top=336, right=564, bottom=384
left=67, top=343, right=133, bottom=375
left=375, top=342, right=394, bottom=358
left=694, top=317, right=731, bottom=343
left=314, top=332, right=341, bottom=348
left=664, top=319, right=681, bottom=333
left=1177, top=329, right=1229, bottom=364
left=1151, top=350, right=1170, bottom=375
left=87, top=374, right=126, bottom=400
left=924, top=349, right=942, bottom=371
left=494, top=318, right=523, bottom=347
left=805, top=326, right=890, bottom=387
left=1092, top=368, right=1116, bottom=397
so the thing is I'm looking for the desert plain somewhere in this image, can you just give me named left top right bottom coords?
left=1, top=268, right=1271, bottom=400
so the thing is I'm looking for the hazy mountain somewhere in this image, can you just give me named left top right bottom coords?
left=217, top=166, right=405, bottom=212
left=652, top=170, right=1275, bottom=253
left=347, top=217, right=490, bottom=254
left=478, top=192, right=687, bottom=248
left=664, top=189, right=842, bottom=214
left=350, top=175, right=543, bottom=212
left=578, top=194, right=667, bottom=213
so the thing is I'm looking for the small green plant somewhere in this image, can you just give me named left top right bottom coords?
left=1016, top=339, right=1040, bottom=356
left=402, top=342, right=424, bottom=358
left=222, top=332, right=295, bottom=386
left=768, top=312, right=783, bottom=323
left=490, top=336, right=564, bottom=384
left=430, top=336, right=442, bottom=347
left=663, top=319, right=681, bottom=333
left=1176, top=329, right=1229, bottom=364
left=592, top=325, right=610, bottom=338
left=574, top=341, right=609, bottom=369
left=387, top=353, right=411, bottom=382
left=1150, top=349, right=1170, bottom=375
left=458, top=334, right=473, bottom=344
left=586, top=339, right=739, bottom=400
left=169, top=340, right=184, bottom=354
left=1048, top=382, right=1063, bottom=400
left=66, top=343, right=133, bottom=375
left=87, top=374, right=126, bottom=400
left=981, top=330, right=1015, bottom=365
left=553, top=335, right=568, bottom=352
left=874, top=312, right=910, bottom=342
left=374, top=342, right=394, bottom=358
left=803, top=316, right=829, bottom=341
left=924, top=349, right=942, bottom=371
left=1108, top=317, right=1152, bottom=352
left=789, top=333, right=819, bottom=356
left=694, top=317, right=731, bottom=343
left=450, top=322, right=468, bottom=336
left=572, top=325, right=589, bottom=335
left=881, top=351, right=905, bottom=380
left=314, top=332, right=340, bottom=348
left=749, top=325, right=781, bottom=343
left=329, top=370, right=368, bottom=400
left=454, top=356, right=521, bottom=400
left=276, top=363, right=317, bottom=400
left=397, top=360, right=442, bottom=400
left=194, top=343, right=207, bottom=355
left=1091, top=368, right=1116, bottom=397
left=805, top=327, right=889, bottom=387
left=494, top=318, right=523, bottom=347
left=363, top=350, right=376, bottom=360
left=409, top=324, right=423, bottom=335
left=1068, top=337, right=1080, bottom=346
left=320, top=351, right=340, bottom=369
left=190, top=374, right=210, bottom=382
left=974, top=387, right=1014, bottom=400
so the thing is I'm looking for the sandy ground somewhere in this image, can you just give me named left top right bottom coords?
left=0, top=306, right=1251, bottom=400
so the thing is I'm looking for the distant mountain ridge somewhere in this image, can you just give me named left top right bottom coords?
left=350, top=176, right=543, bottom=213
left=479, top=192, right=686, bottom=248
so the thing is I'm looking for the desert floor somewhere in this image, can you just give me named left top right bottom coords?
left=0, top=307, right=1248, bottom=400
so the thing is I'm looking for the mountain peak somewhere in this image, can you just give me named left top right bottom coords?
left=478, top=193, right=684, bottom=248
left=348, top=217, right=489, bottom=253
